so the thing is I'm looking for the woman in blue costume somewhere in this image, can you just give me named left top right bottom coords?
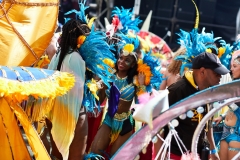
left=214, top=55, right=240, bottom=159
left=90, top=35, right=146, bottom=157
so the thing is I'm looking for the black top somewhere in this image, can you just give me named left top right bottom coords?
left=165, top=76, right=206, bottom=156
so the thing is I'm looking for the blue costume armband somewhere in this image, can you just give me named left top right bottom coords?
left=209, top=149, right=217, bottom=154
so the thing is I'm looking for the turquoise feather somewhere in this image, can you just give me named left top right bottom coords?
left=112, top=7, right=142, bottom=34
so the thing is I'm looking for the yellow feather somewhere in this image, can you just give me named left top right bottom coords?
left=218, top=47, right=226, bottom=58
left=77, top=35, right=86, bottom=48
left=86, top=79, right=99, bottom=100
left=206, top=48, right=212, bottom=53
left=34, top=55, right=50, bottom=68
left=88, top=17, right=97, bottom=28
left=123, top=44, right=134, bottom=53
left=103, top=58, right=115, bottom=68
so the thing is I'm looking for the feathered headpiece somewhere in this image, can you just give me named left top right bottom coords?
left=117, top=33, right=140, bottom=60
left=232, top=37, right=240, bottom=52
left=175, top=0, right=202, bottom=75
left=106, top=7, right=142, bottom=37
left=64, top=0, right=88, bottom=24
left=64, top=0, right=116, bottom=113
left=64, top=0, right=96, bottom=28
left=175, top=0, right=233, bottom=73
left=217, top=40, right=233, bottom=69
left=176, top=28, right=223, bottom=74
left=134, top=52, right=163, bottom=95
left=215, top=35, right=240, bottom=69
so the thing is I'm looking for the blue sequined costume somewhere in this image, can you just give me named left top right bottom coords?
left=103, top=76, right=135, bottom=144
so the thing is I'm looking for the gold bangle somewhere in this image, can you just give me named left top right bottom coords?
left=138, top=85, right=146, bottom=91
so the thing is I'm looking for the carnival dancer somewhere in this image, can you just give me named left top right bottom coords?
left=213, top=52, right=240, bottom=159
left=45, top=18, right=88, bottom=160
left=86, top=6, right=142, bottom=156
left=43, top=1, right=116, bottom=159
left=90, top=32, right=148, bottom=156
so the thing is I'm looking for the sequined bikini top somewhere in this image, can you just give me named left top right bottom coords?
left=106, top=75, right=135, bottom=101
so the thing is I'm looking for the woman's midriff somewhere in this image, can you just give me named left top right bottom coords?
left=225, top=110, right=237, bottom=126
left=116, top=100, right=133, bottom=114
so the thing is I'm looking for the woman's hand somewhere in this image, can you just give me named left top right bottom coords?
left=138, top=72, right=146, bottom=85
left=212, top=116, right=223, bottom=126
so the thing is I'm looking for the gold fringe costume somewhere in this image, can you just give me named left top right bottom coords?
left=0, top=66, right=74, bottom=160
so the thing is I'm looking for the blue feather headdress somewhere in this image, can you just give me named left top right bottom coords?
left=116, top=33, right=140, bottom=60
left=106, top=7, right=141, bottom=61
left=63, top=0, right=116, bottom=113
left=176, top=28, right=223, bottom=75
left=216, top=36, right=240, bottom=70
left=232, top=38, right=240, bottom=52
left=133, top=50, right=163, bottom=96
left=64, top=0, right=88, bottom=24
left=110, top=7, right=142, bottom=35
left=79, top=26, right=116, bottom=87
left=142, top=52, right=163, bottom=91
left=216, top=40, right=233, bottom=70
left=175, top=0, right=234, bottom=74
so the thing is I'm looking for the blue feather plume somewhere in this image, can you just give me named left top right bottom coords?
left=64, top=0, right=88, bottom=24
left=232, top=39, right=240, bottom=51
left=79, top=26, right=116, bottom=87
left=176, top=28, right=223, bottom=75
left=84, top=152, right=104, bottom=160
left=117, top=33, right=140, bottom=52
left=79, top=26, right=116, bottom=112
left=142, top=52, right=163, bottom=91
left=112, top=7, right=142, bottom=34
left=218, top=40, right=233, bottom=70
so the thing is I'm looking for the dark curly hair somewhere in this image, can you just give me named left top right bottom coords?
left=57, top=19, right=90, bottom=70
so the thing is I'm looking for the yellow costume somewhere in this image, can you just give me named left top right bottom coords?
left=0, top=66, right=74, bottom=160
left=0, top=0, right=59, bottom=66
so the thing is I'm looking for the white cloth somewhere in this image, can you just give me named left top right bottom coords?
left=48, top=51, right=85, bottom=160
left=220, top=73, right=232, bottom=85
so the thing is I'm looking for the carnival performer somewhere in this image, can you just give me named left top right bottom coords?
left=90, top=34, right=147, bottom=157
left=213, top=54, right=240, bottom=159
left=160, top=47, right=186, bottom=90
left=46, top=18, right=89, bottom=160
left=86, top=6, right=143, bottom=157
left=43, top=1, right=116, bottom=158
